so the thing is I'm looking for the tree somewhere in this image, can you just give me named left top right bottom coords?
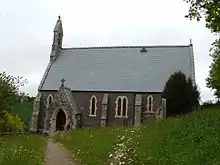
left=184, top=0, right=220, bottom=101
left=162, top=71, right=200, bottom=116
left=0, top=72, right=27, bottom=119
left=184, top=0, right=220, bottom=33
left=206, top=39, right=220, bottom=101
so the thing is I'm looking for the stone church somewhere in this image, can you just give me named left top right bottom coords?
left=30, top=16, right=195, bottom=134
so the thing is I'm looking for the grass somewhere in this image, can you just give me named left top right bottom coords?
left=55, top=127, right=127, bottom=165
left=55, top=106, right=220, bottom=165
left=0, top=134, right=47, bottom=165
left=137, top=108, right=220, bottom=165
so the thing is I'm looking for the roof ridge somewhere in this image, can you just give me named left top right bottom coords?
left=62, top=45, right=191, bottom=50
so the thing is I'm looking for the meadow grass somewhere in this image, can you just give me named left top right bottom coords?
left=0, top=134, right=47, bottom=165
left=55, top=107, right=220, bottom=165
left=55, top=127, right=127, bottom=165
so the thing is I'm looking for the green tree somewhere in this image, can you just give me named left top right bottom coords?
left=206, top=39, right=220, bottom=101
left=0, top=72, right=27, bottom=119
left=184, top=0, right=220, bottom=101
left=162, top=71, right=200, bottom=116
left=184, top=0, right=220, bottom=33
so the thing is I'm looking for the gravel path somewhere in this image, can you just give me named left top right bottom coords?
left=44, top=138, right=75, bottom=165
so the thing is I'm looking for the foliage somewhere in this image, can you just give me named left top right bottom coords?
left=184, top=0, right=220, bottom=33
left=206, top=39, right=220, bottom=100
left=0, top=72, right=27, bottom=119
left=201, top=100, right=220, bottom=108
left=10, top=102, right=33, bottom=128
left=0, top=135, right=47, bottom=165
left=0, top=111, right=24, bottom=133
left=56, top=106, right=220, bottom=165
left=162, top=71, right=200, bottom=116
left=184, top=0, right=220, bottom=101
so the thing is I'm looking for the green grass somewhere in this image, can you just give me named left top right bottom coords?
left=55, top=127, right=127, bottom=165
left=0, top=134, right=47, bottom=165
left=55, top=107, right=220, bottom=165
left=137, top=108, right=220, bottom=165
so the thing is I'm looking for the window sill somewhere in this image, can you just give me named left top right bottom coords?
left=143, top=111, right=156, bottom=114
left=115, top=115, right=128, bottom=119
left=89, top=115, right=97, bottom=117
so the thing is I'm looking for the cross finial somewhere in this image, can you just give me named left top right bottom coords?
left=61, top=78, right=65, bottom=84
left=190, top=38, right=193, bottom=45
left=58, top=15, right=61, bottom=20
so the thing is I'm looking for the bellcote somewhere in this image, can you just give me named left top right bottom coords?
left=50, top=16, right=63, bottom=62
left=52, top=16, right=63, bottom=49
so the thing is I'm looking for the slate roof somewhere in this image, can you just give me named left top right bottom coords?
left=39, top=45, right=195, bottom=92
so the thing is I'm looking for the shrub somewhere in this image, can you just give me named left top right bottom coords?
left=0, top=111, right=24, bottom=133
left=162, top=71, right=200, bottom=116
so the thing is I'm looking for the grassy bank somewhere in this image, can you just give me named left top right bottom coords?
left=55, top=107, right=220, bottom=165
left=0, top=134, right=47, bottom=165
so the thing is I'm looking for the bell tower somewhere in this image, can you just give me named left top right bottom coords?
left=52, top=15, right=63, bottom=50
left=50, top=16, right=63, bottom=61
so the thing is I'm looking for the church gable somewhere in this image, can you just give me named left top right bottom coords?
left=52, top=79, right=80, bottom=114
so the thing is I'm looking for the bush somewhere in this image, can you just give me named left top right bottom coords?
left=162, top=71, right=200, bottom=116
left=0, top=111, right=24, bottom=133
left=201, top=100, right=220, bottom=109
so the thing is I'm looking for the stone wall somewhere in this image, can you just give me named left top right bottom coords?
left=141, top=93, right=162, bottom=124
left=37, top=91, right=163, bottom=131
left=37, top=91, right=56, bottom=131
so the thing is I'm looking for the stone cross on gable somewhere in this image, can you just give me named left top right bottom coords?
left=61, top=78, right=65, bottom=85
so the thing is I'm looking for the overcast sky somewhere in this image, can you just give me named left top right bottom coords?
left=0, top=0, right=218, bottom=102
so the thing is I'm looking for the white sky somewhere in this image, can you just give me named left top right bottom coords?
left=0, top=0, right=218, bottom=102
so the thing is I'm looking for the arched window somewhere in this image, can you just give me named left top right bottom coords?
left=122, top=98, right=127, bottom=116
left=147, top=95, right=154, bottom=112
left=46, top=94, right=53, bottom=109
left=89, top=95, right=97, bottom=116
left=115, top=96, right=128, bottom=118
left=117, top=97, right=122, bottom=116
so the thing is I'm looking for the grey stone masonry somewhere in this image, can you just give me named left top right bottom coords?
left=43, top=82, right=80, bottom=134
left=101, top=93, right=109, bottom=127
left=161, top=98, right=167, bottom=118
left=29, top=92, right=42, bottom=132
left=134, top=94, right=142, bottom=126
left=155, top=98, right=167, bottom=119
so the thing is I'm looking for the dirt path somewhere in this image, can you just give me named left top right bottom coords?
left=44, top=138, right=75, bottom=165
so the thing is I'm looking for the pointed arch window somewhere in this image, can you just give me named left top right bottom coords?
left=89, top=95, right=97, bottom=117
left=115, top=96, right=128, bottom=118
left=147, top=95, right=154, bottom=112
left=46, top=94, right=53, bottom=109
left=117, top=97, right=122, bottom=116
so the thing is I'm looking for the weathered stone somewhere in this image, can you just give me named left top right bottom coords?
left=29, top=92, right=42, bottom=132
left=101, top=94, right=109, bottom=127
left=134, top=94, right=142, bottom=126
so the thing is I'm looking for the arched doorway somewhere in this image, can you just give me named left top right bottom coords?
left=56, top=109, right=66, bottom=131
